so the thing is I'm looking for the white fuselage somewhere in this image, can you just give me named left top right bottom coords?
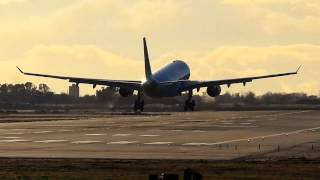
left=142, top=60, right=190, bottom=98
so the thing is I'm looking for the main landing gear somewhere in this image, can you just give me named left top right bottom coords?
left=184, top=90, right=195, bottom=111
left=134, top=91, right=144, bottom=112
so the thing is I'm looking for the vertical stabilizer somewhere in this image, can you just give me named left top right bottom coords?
left=143, top=37, right=152, bottom=80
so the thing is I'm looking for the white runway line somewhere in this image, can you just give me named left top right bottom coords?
left=240, top=123, right=252, bottom=125
left=4, top=132, right=24, bottom=135
left=10, top=129, right=26, bottom=131
left=183, top=126, right=320, bottom=146
left=212, top=125, right=257, bottom=128
left=192, top=130, right=206, bottom=133
left=3, top=137, right=21, bottom=139
left=58, top=129, right=74, bottom=132
left=219, top=121, right=234, bottom=123
left=108, top=141, right=138, bottom=145
left=112, top=134, right=132, bottom=137
left=183, top=143, right=210, bottom=146
left=33, top=131, right=53, bottom=134
left=256, top=110, right=311, bottom=119
left=222, top=123, right=234, bottom=125
left=0, top=139, right=28, bottom=142
left=71, top=140, right=102, bottom=144
left=85, top=134, right=106, bottom=136
left=34, top=140, right=68, bottom=143
left=171, top=130, right=184, bottom=132
left=144, top=142, right=173, bottom=145
left=139, top=134, right=160, bottom=137
left=82, top=128, right=96, bottom=131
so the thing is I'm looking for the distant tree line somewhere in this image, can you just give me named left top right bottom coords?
left=214, top=92, right=320, bottom=105
left=0, top=82, right=319, bottom=109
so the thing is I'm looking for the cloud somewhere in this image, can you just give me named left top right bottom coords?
left=187, top=44, right=318, bottom=95
left=221, top=0, right=320, bottom=35
left=0, top=0, right=188, bottom=61
left=0, top=0, right=26, bottom=4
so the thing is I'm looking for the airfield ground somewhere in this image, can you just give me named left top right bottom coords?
left=0, top=110, right=319, bottom=179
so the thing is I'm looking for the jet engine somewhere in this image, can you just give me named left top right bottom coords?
left=119, top=88, right=134, bottom=97
left=206, top=85, right=221, bottom=97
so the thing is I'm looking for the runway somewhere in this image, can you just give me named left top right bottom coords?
left=0, top=110, right=319, bottom=160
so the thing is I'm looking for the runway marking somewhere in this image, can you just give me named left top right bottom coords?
left=112, top=134, right=132, bottom=137
left=0, top=139, right=28, bottom=142
left=85, top=134, right=106, bottom=136
left=144, top=142, right=173, bottom=145
left=58, top=129, right=74, bottom=132
left=71, top=140, right=102, bottom=144
left=4, top=132, right=24, bottom=135
left=82, top=128, right=96, bottom=131
left=192, top=130, right=206, bottom=133
left=10, top=129, right=26, bottom=131
left=34, top=140, right=68, bottom=143
left=171, top=130, right=184, bottom=132
left=3, top=137, right=21, bottom=139
left=139, top=134, right=160, bottom=137
left=240, top=123, right=252, bottom=125
left=185, top=126, right=320, bottom=146
left=183, top=142, right=210, bottom=146
left=216, top=111, right=311, bottom=122
left=33, top=131, right=53, bottom=134
left=255, top=110, right=311, bottom=119
left=220, top=121, right=234, bottom=123
left=212, top=125, right=257, bottom=128
left=108, top=141, right=138, bottom=145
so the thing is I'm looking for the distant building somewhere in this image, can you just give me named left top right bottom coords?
left=69, top=84, right=79, bottom=97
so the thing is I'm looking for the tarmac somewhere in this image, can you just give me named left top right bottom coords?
left=0, top=110, right=319, bottom=160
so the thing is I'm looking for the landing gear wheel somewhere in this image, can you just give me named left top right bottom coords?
left=184, top=99, right=195, bottom=111
left=184, top=100, right=189, bottom=111
left=190, top=100, right=195, bottom=111
left=134, top=100, right=145, bottom=112
left=140, top=100, right=145, bottom=112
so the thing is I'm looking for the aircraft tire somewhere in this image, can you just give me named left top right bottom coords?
left=134, top=100, right=144, bottom=112
left=184, top=100, right=190, bottom=111
left=140, top=100, right=145, bottom=112
left=184, top=105, right=188, bottom=111
left=134, top=100, right=138, bottom=112
left=190, top=100, right=195, bottom=111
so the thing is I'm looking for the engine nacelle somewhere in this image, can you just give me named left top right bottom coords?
left=206, top=86, right=221, bottom=97
left=119, top=88, right=134, bottom=97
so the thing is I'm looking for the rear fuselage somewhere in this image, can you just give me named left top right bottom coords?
left=142, top=60, right=190, bottom=98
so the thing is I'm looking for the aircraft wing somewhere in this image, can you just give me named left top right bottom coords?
left=162, top=66, right=301, bottom=92
left=17, top=67, right=142, bottom=90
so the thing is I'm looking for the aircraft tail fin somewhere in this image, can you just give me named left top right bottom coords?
left=143, top=37, right=152, bottom=80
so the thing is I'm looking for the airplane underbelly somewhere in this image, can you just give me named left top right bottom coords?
left=144, top=84, right=179, bottom=98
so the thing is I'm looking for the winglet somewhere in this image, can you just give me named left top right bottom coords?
left=143, top=37, right=152, bottom=81
left=16, top=66, right=24, bottom=74
left=296, top=65, right=302, bottom=74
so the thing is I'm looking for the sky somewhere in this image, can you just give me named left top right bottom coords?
left=0, top=0, right=319, bottom=96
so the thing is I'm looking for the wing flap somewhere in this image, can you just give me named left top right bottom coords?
left=17, top=67, right=142, bottom=90
left=161, top=66, right=301, bottom=92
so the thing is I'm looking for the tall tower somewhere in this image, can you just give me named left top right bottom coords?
left=69, top=84, right=79, bottom=97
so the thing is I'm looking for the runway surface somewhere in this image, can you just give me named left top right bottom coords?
left=0, top=110, right=319, bottom=160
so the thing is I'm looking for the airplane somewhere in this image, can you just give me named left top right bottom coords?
left=17, top=37, right=301, bottom=112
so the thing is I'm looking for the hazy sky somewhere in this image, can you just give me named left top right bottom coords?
left=0, top=0, right=319, bottom=95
